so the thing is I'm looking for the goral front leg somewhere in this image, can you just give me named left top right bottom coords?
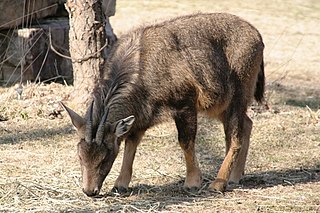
left=113, top=131, right=144, bottom=193
left=175, top=109, right=202, bottom=191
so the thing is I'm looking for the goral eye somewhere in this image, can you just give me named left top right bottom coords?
left=106, top=142, right=114, bottom=150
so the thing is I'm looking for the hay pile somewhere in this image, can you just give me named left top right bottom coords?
left=0, top=82, right=319, bottom=212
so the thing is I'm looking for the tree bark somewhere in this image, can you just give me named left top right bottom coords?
left=66, top=0, right=106, bottom=106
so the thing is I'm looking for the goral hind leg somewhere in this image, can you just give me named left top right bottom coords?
left=229, top=114, right=252, bottom=183
left=209, top=107, right=252, bottom=192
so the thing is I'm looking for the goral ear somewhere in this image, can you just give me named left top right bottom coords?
left=60, top=102, right=86, bottom=137
left=114, top=115, right=135, bottom=138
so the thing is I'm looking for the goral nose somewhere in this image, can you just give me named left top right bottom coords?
left=83, top=188, right=100, bottom=197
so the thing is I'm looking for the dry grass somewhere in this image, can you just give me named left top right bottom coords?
left=1, top=0, right=320, bottom=212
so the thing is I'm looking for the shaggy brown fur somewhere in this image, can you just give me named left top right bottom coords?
left=62, top=12, right=265, bottom=197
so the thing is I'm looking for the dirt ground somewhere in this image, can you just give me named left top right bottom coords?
left=0, top=0, right=319, bottom=212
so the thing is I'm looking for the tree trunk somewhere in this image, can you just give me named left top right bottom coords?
left=66, top=0, right=106, bottom=106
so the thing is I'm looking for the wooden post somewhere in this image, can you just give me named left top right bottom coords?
left=66, top=0, right=106, bottom=106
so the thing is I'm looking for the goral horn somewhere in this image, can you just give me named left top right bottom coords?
left=85, top=101, right=94, bottom=143
left=96, top=108, right=109, bottom=145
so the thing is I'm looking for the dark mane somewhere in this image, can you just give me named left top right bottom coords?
left=90, top=29, right=144, bottom=126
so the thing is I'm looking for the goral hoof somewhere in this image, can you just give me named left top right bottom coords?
left=183, top=186, right=199, bottom=194
left=208, top=178, right=227, bottom=193
left=111, top=186, right=128, bottom=194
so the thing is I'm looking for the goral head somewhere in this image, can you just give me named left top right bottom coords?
left=61, top=101, right=135, bottom=197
